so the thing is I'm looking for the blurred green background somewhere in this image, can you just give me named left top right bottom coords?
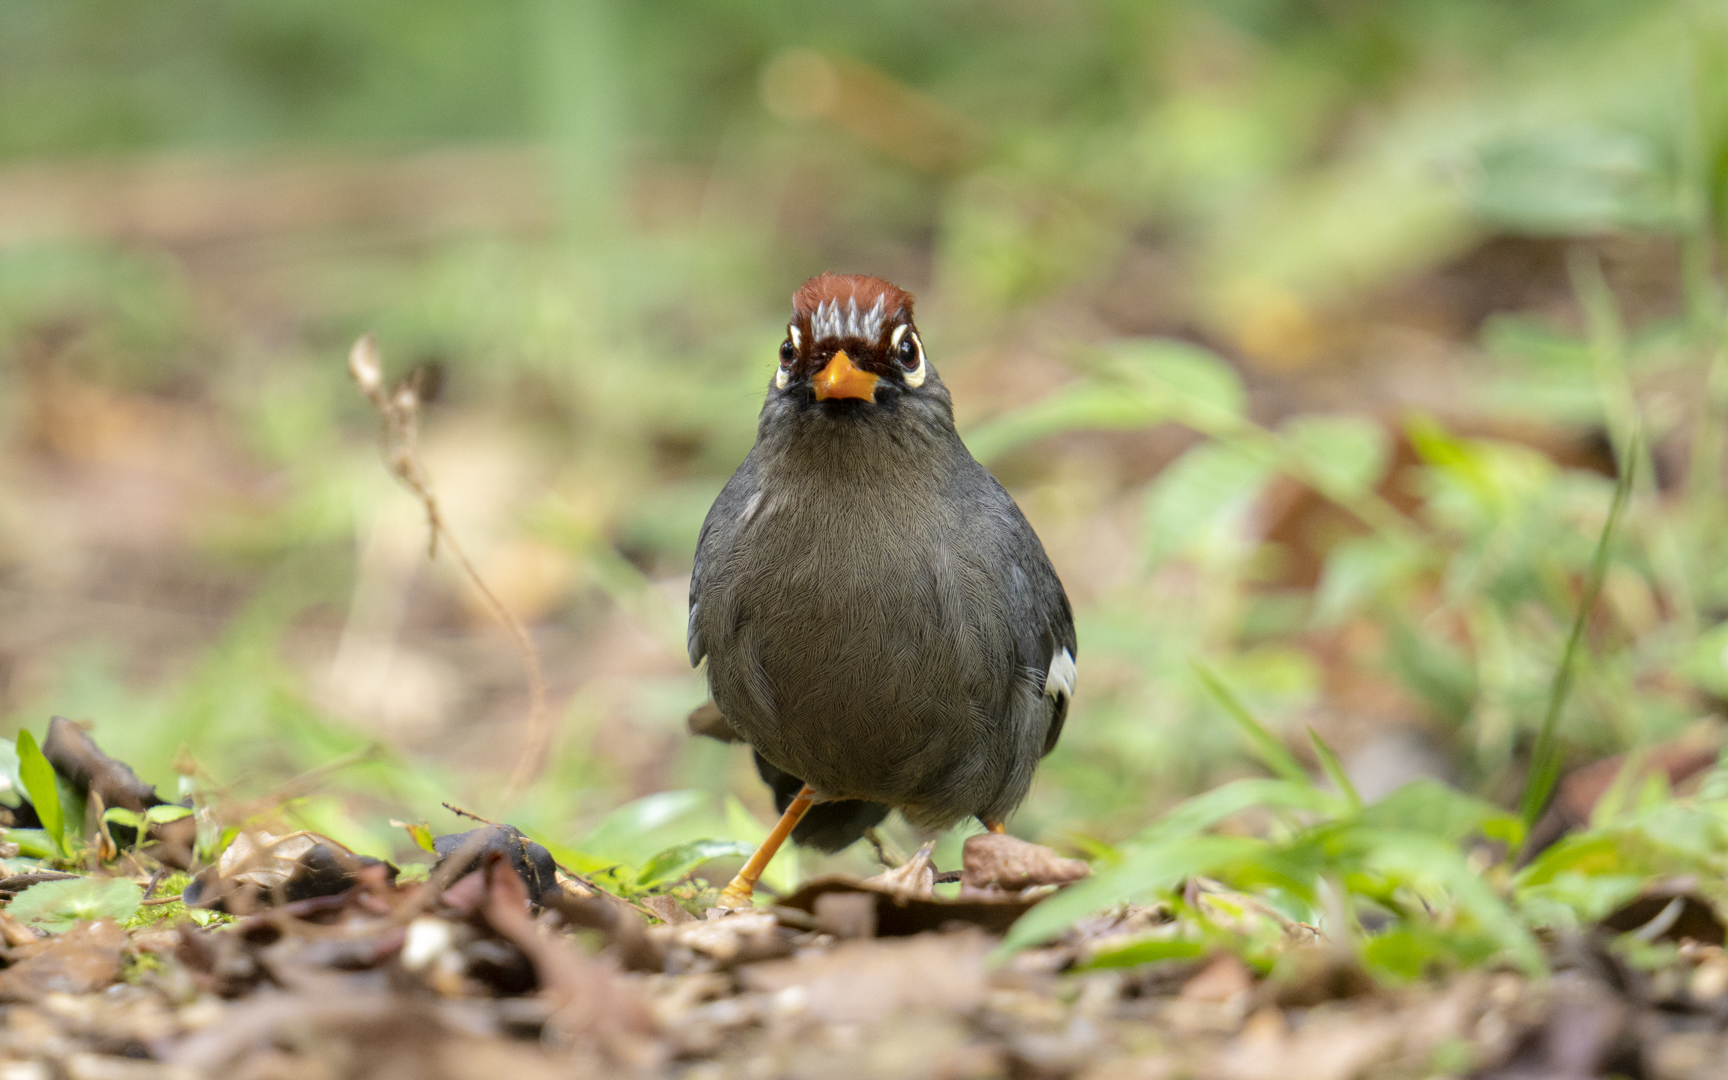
left=3, top=0, right=1728, bottom=887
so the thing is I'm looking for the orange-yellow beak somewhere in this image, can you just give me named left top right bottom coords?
left=811, top=351, right=879, bottom=402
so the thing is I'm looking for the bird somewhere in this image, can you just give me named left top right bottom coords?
left=687, top=273, right=1076, bottom=907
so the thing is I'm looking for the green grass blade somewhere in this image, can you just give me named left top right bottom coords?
left=1308, top=726, right=1361, bottom=810
left=1517, top=436, right=1637, bottom=833
left=1193, top=662, right=1310, bottom=785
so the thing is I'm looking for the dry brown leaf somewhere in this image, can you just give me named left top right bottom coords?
left=962, top=832, right=1090, bottom=891
left=0, top=920, right=128, bottom=1001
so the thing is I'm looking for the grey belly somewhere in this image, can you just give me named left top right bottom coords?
left=703, top=546, right=1026, bottom=827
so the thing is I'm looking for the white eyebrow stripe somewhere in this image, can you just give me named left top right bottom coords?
left=810, top=294, right=887, bottom=343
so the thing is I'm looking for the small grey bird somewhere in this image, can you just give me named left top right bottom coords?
left=688, top=273, right=1076, bottom=905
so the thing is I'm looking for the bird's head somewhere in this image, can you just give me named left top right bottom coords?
left=773, top=274, right=941, bottom=418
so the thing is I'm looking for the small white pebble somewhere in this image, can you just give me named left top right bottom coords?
left=773, top=986, right=808, bottom=1016
left=401, top=916, right=455, bottom=972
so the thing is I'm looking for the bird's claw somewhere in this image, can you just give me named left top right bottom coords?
left=863, top=839, right=938, bottom=899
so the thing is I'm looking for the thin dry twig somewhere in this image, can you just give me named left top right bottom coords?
left=348, top=334, right=553, bottom=804
left=440, top=802, right=503, bottom=826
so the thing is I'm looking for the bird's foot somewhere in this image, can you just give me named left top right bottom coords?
left=962, top=832, right=1089, bottom=893
left=714, top=881, right=756, bottom=910
left=863, top=839, right=937, bottom=899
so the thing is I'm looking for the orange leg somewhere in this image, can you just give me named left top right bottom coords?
left=718, top=784, right=816, bottom=908
left=983, top=819, right=1007, bottom=834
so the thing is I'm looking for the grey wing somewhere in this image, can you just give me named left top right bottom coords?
left=688, top=456, right=759, bottom=668
left=977, top=470, right=1077, bottom=757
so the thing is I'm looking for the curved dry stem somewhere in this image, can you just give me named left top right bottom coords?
left=347, top=335, right=554, bottom=805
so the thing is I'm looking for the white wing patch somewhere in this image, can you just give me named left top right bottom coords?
left=738, top=490, right=764, bottom=524
left=811, top=294, right=886, bottom=344
left=1043, top=647, right=1077, bottom=701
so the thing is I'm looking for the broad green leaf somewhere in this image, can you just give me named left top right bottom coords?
left=1359, top=779, right=1523, bottom=848
left=8, top=877, right=142, bottom=933
left=1363, top=924, right=1498, bottom=982
left=16, top=731, right=63, bottom=856
left=963, top=381, right=1172, bottom=463
left=102, top=807, right=145, bottom=832
left=1678, top=621, right=1728, bottom=697
left=1516, top=833, right=1630, bottom=888
left=1360, top=832, right=1543, bottom=976
left=1143, top=442, right=1276, bottom=566
left=1079, top=936, right=1207, bottom=970
left=4, top=829, right=59, bottom=860
left=1131, top=778, right=1342, bottom=846
left=963, top=339, right=1248, bottom=462
left=1106, top=339, right=1246, bottom=424
left=1000, top=835, right=1266, bottom=953
left=1282, top=414, right=1390, bottom=498
left=1517, top=871, right=1646, bottom=929
left=55, top=773, right=85, bottom=848
left=1313, top=536, right=1423, bottom=625
left=528, top=832, right=634, bottom=885
left=1470, top=127, right=1677, bottom=233
left=145, top=804, right=193, bottom=825
left=636, top=838, right=755, bottom=888
left=581, top=790, right=708, bottom=864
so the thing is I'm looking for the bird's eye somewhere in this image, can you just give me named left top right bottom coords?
left=895, top=334, right=919, bottom=371
left=779, top=339, right=796, bottom=367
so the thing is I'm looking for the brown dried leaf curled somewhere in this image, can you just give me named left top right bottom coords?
left=961, top=833, right=1090, bottom=892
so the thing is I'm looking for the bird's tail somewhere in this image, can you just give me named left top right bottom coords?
left=753, top=750, right=889, bottom=853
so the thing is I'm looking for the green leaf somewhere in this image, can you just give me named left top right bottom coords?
left=1131, top=778, right=1342, bottom=846
left=1363, top=924, right=1498, bottom=981
left=961, top=340, right=1244, bottom=463
left=1106, top=339, right=1246, bottom=424
left=1000, top=835, right=1266, bottom=953
left=1359, top=779, right=1524, bottom=848
left=1282, top=414, right=1390, bottom=498
left=1080, top=936, right=1207, bottom=970
left=393, top=819, right=437, bottom=854
left=1142, top=442, right=1276, bottom=566
left=636, top=838, right=755, bottom=888
left=102, top=807, right=145, bottom=832
left=581, top=790, right=708, bottom=863
left=1514, top=832, right=1644, bottom=890
left=16, top=731, right=63, bottom=856
left=1313, top=535, right=1422, bottom=625
left=963, top=381, right=1174, bottom=462
left=8, top=877, right=142, bottom=933
left=144, top=804, right=192, bottom=825
left=1360, top=833, right=1544, bottom=976
left=4, top=829, right=59, bottom=860
left=1192, top=663, right=1309, bottom=785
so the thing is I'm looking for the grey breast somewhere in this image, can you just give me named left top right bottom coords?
left=691, top=442, right=1055, bottom=829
